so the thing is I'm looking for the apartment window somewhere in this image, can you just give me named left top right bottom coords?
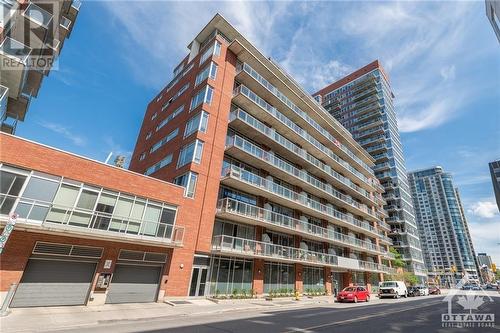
left=145, top=154, right=173, bottom=175
left=195, top=62, right=217, bottom=86
left=146, top=131, right=152, bottom=140
left=150, top=128, right=179, bottom=153
left=173, top=62, right=184, bottom=77
left=190, top=86, right=213, bottom=111
left=184, top=111, right=209, bottom=137
left=139, top=153, right=146, bottom=161
left=177, top=139, right=204, bottom=167
left=151, top=112, right=157, bottom=120
left=199, top=41, right=221, bottom=65
left=156, top=105, right=184, bottom=132
left=174, top=172, right=198, bottom=198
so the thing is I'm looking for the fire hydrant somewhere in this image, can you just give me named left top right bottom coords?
left=294, top=290, right=301, bottom=301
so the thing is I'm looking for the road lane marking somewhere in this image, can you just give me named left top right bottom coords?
left=283, top=300, right=442, bottom=333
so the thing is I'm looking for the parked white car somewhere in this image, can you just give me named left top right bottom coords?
left=378, top=281, right=407, bottom=298
left=416, top=285, right=429, bottom=296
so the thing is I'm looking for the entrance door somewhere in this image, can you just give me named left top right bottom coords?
left=189, top=267, right=208, bottom=296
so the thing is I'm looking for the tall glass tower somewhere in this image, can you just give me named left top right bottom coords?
left=408, top=167, right=480, bottom=285
left=314, top=60, right=427, bottom=280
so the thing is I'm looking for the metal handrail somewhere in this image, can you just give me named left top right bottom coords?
left=229, top=109, right=377, bottom=205
left=226, top=134, right=378, bottom=219
left=221, top=165, right=380, bottom=237
left=217, top=198, right=385, bottom=253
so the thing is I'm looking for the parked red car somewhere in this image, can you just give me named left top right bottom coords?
left=337, top=286, right=370, bottom=303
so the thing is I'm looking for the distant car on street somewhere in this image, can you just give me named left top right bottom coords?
left=429, top=286, right=441, bottom=295
left=407, top=286, right=419, bottom=297
left=378, top=281, right=407, bottom=299
left=337, top=286, right=370, bottom=303
left=416, top=286, right=429, bottom=296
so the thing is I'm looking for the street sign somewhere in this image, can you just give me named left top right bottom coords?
left=0, top=213, right=18, bottom=254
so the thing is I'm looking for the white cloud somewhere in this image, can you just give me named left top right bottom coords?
left=440, top=65, right=456, bottom=81
left=468, top=201, right=499, bottom=219
left=468, top=219, right=500, bottom=265
left=39, top=121, right=86, bottom=147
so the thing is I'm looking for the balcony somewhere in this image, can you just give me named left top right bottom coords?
left=354, top=126, right=385, bottom=140
left=365, top=143, right=387, bottom=155
left=357, top=118, right=384, bottom=133
left=22, top=70, right=44, bottom=97
left=0, top=194, right=185, bottom=248
left=9, top=2, right=54, bottom=50
left=225, top=135, right=379, bottom=222
left=212, top=234, right=392, bottom=273
left=221, top=165, right=381, bottom=238
left=0, top=37, right=31, bottom=98
left=232, top=86, right=379, bottom=192
left=0, top=85, right=8, bottom=116
left=216, top=198, right=384, bottom=255
left=235, top=62, right=376, bottom=178
left=228, top=109, right=378, bottom=207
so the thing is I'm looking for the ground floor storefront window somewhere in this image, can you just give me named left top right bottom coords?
left=303, top=266, right=324, bottom=293
left=209, top=256, right=253, bottom=296
left=264, top=262, right=295, bottom=293
left=352, top=271, right=365, bottom=286
left=370, top=273, right=380, bottom=293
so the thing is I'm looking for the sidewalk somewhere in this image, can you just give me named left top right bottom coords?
left=0, top=296, right=335, bottom=333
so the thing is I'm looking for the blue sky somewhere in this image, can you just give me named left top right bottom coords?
left=17, top=1, right=500, bottom=263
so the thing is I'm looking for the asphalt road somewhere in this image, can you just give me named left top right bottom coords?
left=58, top=294, right=500, bottom=333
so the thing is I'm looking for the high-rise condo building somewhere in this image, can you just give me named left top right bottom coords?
left=407, top=167, right=480, bottom=285
left=0, top=14, right=395, bottom=307
left=129, top=14, right=395, bottom=297
left=489, top=159, right=500, bottom=211
left=313, top=61, right=426, bottom=281
left=0, top=0, right=80, bottom=134
left=486, top=0, right=500, bottom=43
left=477, top=253, right=493, bottom=268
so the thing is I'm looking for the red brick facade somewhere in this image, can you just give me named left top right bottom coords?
left=0, top=133, right=201, bottom=297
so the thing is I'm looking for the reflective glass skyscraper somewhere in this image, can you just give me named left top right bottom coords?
left=408, top=167, right=480, bottom=284
left=314, top=61, right=427, bottom=280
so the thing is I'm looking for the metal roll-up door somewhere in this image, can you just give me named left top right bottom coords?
left=105, top=264, right=162, bottom=304
left=10, top=259, right=97, bottom=308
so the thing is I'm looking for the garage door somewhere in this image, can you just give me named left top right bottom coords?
left=105, top=264, right=162, bottom=304
left=10, top=259, right=96, bottom=308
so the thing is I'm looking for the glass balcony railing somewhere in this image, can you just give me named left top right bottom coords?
left=0, top=37, right=32, bottom=64
left=23, top=2, right=53, bottom=28
left=366, top=143, right=387, bottom=153
left=212, top=234, right=339, bottom=266
left=71, top=0, right=82, bottom=11
left=0, top=194, right=184, bottom=246
left=217, top=198, right=385, bottom=254
left=221, top=165, right=380, bottom=237
left=212, top=234, right=394, bottom=273
left=235, top=62, right=379, bottom=180
left=226, top=134, right=378, bottom=219
left=60, top=16, right=72, bottom=30
left=354, top=126, right=385, bottom=140
left=231, top=87, right=379, bottom=190
left=229, top=109, right=377, bottom=205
